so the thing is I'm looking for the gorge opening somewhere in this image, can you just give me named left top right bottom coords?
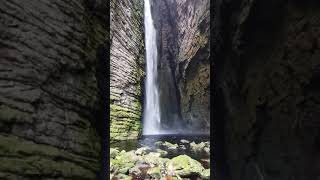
left=110, top=0, right=210, bottom=179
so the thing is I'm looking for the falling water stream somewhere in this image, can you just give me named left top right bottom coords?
left=111, top=1, right=211, bottom=178
left=143, top=0, right=161, bottom=135
left=142, top=0, right=209, bottom=135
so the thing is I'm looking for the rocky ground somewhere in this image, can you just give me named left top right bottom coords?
left=110, top=140, right=210, bottom=180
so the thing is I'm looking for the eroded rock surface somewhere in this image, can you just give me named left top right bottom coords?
left=175, top=0, right=210, bottom=131
left=151, top=0, right=210, bottom=132
left=0, top=0, right=107, bottom=179
left=110, top=0, right=145, bottom=141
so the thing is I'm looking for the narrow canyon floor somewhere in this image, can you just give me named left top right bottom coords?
left=110, top=135, right=210, bottom=180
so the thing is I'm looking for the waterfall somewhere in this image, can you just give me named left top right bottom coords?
left=143, top=0, right=161, bottom=135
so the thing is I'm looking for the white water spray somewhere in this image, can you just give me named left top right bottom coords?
left=143, top=0, right=161, bottom=135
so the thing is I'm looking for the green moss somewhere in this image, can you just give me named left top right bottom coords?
left=110, top=104, right=140, bottom=120
left=132, top=100, right=142, bottom=110
left=110, top=100, right=142, bottom=140
left=115, top=174, right=132, bottom=180
left=167, top=155, right=204, bottom=176
left=110, top=94, right=120, bottom=101
left=0, top=135, right=98, bottom=178
left=111, top=111, right=140, bottom=119
left=110, top=148, right=120, bottom=158
left=201, top=169, right=210, bottom=179
left=111, top=151, right=137, bottom=172
left=148, top=167, right=161, bottom=179
left=109, top=0, right=144, bottom=142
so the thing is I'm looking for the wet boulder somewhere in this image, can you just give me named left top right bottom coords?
left=110, top=148, right=120, bottom=158
left=141, top=152, right=169, bottom=166
left=129, top=163, right=151, bottom=179
left=190, top=141, right=210, bottom=156
left=201, top=169, right=210, bottom=180
left=156, top=149, right=168, bottom=157
left=135, top=146, right=152, bottom=155
left=180, top=139, right=190, bottom=144
left=111, top=150, right=138, bottom=174
left=166, top=155, right=204, bottom=177
left=147, top=166, right=162, bottom=179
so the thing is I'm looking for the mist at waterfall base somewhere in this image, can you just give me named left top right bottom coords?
left=143, top=0, right=208, bottom=136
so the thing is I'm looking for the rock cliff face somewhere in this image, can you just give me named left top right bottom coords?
left=0, top=0, right=107, bottom=179
left=213, top=0, right=320, bottom=179
left=175, top=0, right=210, bottom=131
left=151, top=0, right=210, bottom=131
left=110, top=0, right=145, bottom=141
left=151, top=0, right=181, bottom=128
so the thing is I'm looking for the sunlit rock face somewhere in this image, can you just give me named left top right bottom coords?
left=151, top=0, right=210, bottom=132
left=110, top=0, right=145, bottom=140
left=0, top=0, right=107, bottom=179
left=213, top=0, right=320, bottom=179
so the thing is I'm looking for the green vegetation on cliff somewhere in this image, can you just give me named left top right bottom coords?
left=110, top=0, right=145, bottom=141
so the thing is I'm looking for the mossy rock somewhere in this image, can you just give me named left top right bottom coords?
left=141, top=152, right=169, bottom=166
left=113, top=173, right=133, bottom=180
left=147, top=166, right=161, bottom=179
left=167, top=155, right=204, bottom=177
left=135, top=147, right=152, bottom=155
left=111, top=151, right=138, bottom=173
left=155, top=141, right=163, bottom=146
left=155, top=141, right=178, bottom=150
left=156, top=149, right=168, bottom=157
left=163, top=142, right=178, bottom=149
left=204, top=147, right=210, bottom=156
left=119, top=165, right=134, bottom=174
left=0, top=135, right=99, bottom=178
left=190, top=142, right=206, bottom=153
left=110, top=103, right=142, bottom=141
left=110, top=148, right=120, bottom=158
left=201, top=169, right=210, bottom=179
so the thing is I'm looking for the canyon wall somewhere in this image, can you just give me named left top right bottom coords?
left=213, top=0, right=320, bottom=179
left=110, top=0, right=145, bottom=141
left=152, top=0, right=210, bottom=132
left=151, top=0, right=181, bottom=129
left=0, top=0, right=107, bottom=179
left=176, top=0, right=210, bottom=131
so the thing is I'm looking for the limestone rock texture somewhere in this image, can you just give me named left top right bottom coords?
left=151, top=0, right=210, bottom=131
left=175, top=0, right=210, bottom=131
left=0, top=0, right=106, bottom=179
left=213, top=0, right=320, bottom=179
left=110, top=0, right=145, bottom=141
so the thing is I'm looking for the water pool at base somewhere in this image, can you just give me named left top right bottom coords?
left=110, top=134, right=210, bottom=163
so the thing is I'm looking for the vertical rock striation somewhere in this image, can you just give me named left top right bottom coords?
left=151, top=0, right=181, bottom=129
left=0, top=0, right=107, bottom=179
left=175, top=0, right=210, bottom=131
left=152, top=0, right=210, bottom=132
left=213, top=0, right=320, bottom=179
left=110, top=0, right=145, bottom=141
